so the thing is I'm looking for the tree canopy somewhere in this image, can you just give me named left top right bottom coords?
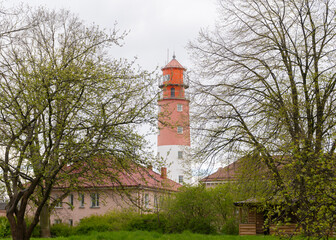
left=190, top=0, right=336, bottom=237
left=0, top=7, right=156, bottom=240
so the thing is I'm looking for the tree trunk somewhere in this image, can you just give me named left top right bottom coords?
left=8, top=213, right=28, bottom=240
left=40, top=205, right=51, bottom=238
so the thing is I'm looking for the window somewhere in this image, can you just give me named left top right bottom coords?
left=178, top=151, right=183, bottom=159
left=171, top=87, right=175, bottom=97
left=179, top=175, right=184, bottom=184
left=54, top=219, right=62, bottom=224
left=68, top=219, right=73, bottom=227
left=154, top=195, right=158, bottom=208
left=79, top=193, right=85, bottom=207
left=55, top=195, right=62, bottom=208
left=177, top=104, right=183, bottom=112
left=177, top=126, right=183, bottom=134
left=90, top=193, right=99, bottom=208
left=163, top=74, right=170, bottom=82
left=144, top=193, right=149, bottom=208
left=68, top=194, right=74, bottom=207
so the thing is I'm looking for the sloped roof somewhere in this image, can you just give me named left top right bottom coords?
left=201, top=155, right=286, bottom=183
left=162, top=57, right=185, bottom=70
left=55, top=162, right=181, bottom=192
left=200, top=161, right=240, bottom=182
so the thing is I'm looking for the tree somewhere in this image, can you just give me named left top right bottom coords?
left=163, top=184, right=239, bottom=234
left=190, top=0, right=336, bottom=237
left=0, top=7, right=156, bottom=240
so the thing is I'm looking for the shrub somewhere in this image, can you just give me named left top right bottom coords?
left=75, top=210, right=142, bottom=235
left=127, top=213, right=167, bottom=232
left=0, top=217, right=10, bottom=238
left=162, top=184, right=239, bottom=234
left=75, top=216, right=111, bottom=235
left=221, top=218, right=239, bottom=235
left=51, top=223, right=74, bottom=237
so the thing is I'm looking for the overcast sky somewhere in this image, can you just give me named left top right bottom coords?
left=13, top=0, right=217, bottom=72
left=6, top=0, right=218, bottom=162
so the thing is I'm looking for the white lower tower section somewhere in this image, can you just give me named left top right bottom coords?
left=158, top=145, right=191, bottom=184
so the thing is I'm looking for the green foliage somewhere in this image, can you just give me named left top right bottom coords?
left=44, top=184, right=240, bottom=237
left=48, top=210, right=168, bottom=237
left=163, top=185, right=239, bottom=234
left=221, top=218, right=238, bottom=235
left=189, top=0, right=336, bottom=237
left=127, top=213, right=168, bottom=233
left=51, top=223, right=74, bottom=237
left=163, top=185, right=216, bottom=234
left=0, top=6, right=156, bottom=240
left=28, top=230, right=281, bottom=240
left=75, top=210, right=139, bottom=234
left=0, top=217, right=10, bottom=238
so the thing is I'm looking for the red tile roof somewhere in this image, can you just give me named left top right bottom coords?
left=162, top=58, right=185, bottom=70
left=200, top=161, right=240, bottom=182
left=55, top=162, right=181, bottom=192
left=201, top=155, right=284, bottom=183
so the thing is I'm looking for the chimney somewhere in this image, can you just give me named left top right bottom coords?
left=161, top=167, right=167, bottom=179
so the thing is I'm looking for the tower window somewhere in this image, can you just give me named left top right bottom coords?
left=163, top=74, right=170, bottom=82
left=179, top=175, right=184, bottom=184
left=178, top=151, right=183, bottom=159
left=177, top=126, right=183, bottom=134
left=171, top=88, right=175, bottom=97
left=177, top=104, right=182, bottom=112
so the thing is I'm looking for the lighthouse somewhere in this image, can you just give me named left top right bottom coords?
left=158, top=55, right=191, bottom=184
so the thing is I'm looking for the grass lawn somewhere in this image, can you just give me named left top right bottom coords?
left=5, top=231, right=334, bottom=240
left=29, top=231, right=279, bottom=240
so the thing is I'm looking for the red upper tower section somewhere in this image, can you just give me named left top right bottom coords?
left=160, top=55, right=188, bottom=99
left=158, top=56, right=190, bottom=146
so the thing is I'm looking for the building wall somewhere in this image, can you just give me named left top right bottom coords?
left=157, top=145, right=191, bottom=184
left=50, top=188, right=165, bottom=226
left=158, top=99, right=190, bottom=146
left=0, top=210, right=5, bottom=217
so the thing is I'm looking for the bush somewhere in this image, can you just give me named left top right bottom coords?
left=75, top=218, right=111, bottom=235
left=47, top=184, right=240, bottom=237
left=127, top=213, right=167, bottom=232
left=0, top=217, right=10, bottom=238
left=75, top=210, right=143, bottom=235
left=221, top=218, right=239, bottom=235
left=162, top=184, right=239, bottom=234
left=51, top=223, right=74, bottom=237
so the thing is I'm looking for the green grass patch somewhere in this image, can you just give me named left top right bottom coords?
left=29, top=230, right=279, bottom=240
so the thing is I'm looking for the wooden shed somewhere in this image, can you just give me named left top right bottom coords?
left=234, top=200, right=299, bottom=236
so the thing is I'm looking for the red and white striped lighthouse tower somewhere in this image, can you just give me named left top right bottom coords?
left=158, top=55, right=190, bottom=184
